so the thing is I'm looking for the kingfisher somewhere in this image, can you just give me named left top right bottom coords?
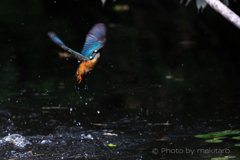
left=48, top=23, right=106, bottom=83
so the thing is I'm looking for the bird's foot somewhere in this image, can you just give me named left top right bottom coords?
left=78, top=76, right=82, bottom=84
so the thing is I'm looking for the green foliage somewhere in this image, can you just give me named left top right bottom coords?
left=194, top=134, right=213, bottom=138
left=232, top=136, right=240, bottom=140
left=211, top=157, right=231, bottom=160
left=195, top=130, right=240, bottom=139
left=205, top=139, right=223, bottom=143
left=196, top=0, right=207, bottom=11
left=108, top=143, right=117, bottom=147
left=195, top=130, right=240, bottom=145
left=101, top=0, right=106, bottom=6
left=181, top=0, right=235, bottom=11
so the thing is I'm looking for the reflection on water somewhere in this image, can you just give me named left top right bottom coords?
left=0, top=65, right=239, bottom=159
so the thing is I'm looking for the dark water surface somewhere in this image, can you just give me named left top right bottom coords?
left=0, top=0, right=240, bottom=159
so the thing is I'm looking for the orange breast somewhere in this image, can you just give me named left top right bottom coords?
left=76, top=59, right=99, bottom=77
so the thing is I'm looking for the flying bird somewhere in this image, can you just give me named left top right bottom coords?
left=48, top=23, right=106, bottom=83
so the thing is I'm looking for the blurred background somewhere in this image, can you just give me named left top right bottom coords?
left=0, top=0, right=240, bottom=159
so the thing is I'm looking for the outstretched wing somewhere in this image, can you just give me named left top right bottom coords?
left=48, top=32, right=89, bottom=61
left=81, top=23, right=106, bottom=57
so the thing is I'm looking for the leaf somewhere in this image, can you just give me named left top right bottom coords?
left=181, top=0, right=235, bottom=11
left=108, top=143, right=117, bottom=147
left=185, top=0, right=192, bottom=6
left=194, top=130, right=240, bottom=139
left=235, top=143, right=240, bottom=147
left=211, top=130, right=240, bottom=137
left=232, top=136, right=240, bottom=140
left=205, top=139, right=223, bottom=143
left=196, top=0, right=207, bottom=11
left=211, top=157, right=228, bottom=160
left=222, top=130, right=240, bottom=135
left=181, top=0, right=192, bottom=6
left=101, top=0, right=106, bottom=6
left=194, top=134, right=212, bottom=138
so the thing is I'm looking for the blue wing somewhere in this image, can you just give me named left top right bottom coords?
left=81, top=23, right=106, bottom=57
left=48, top=32, right=89, bottom=61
